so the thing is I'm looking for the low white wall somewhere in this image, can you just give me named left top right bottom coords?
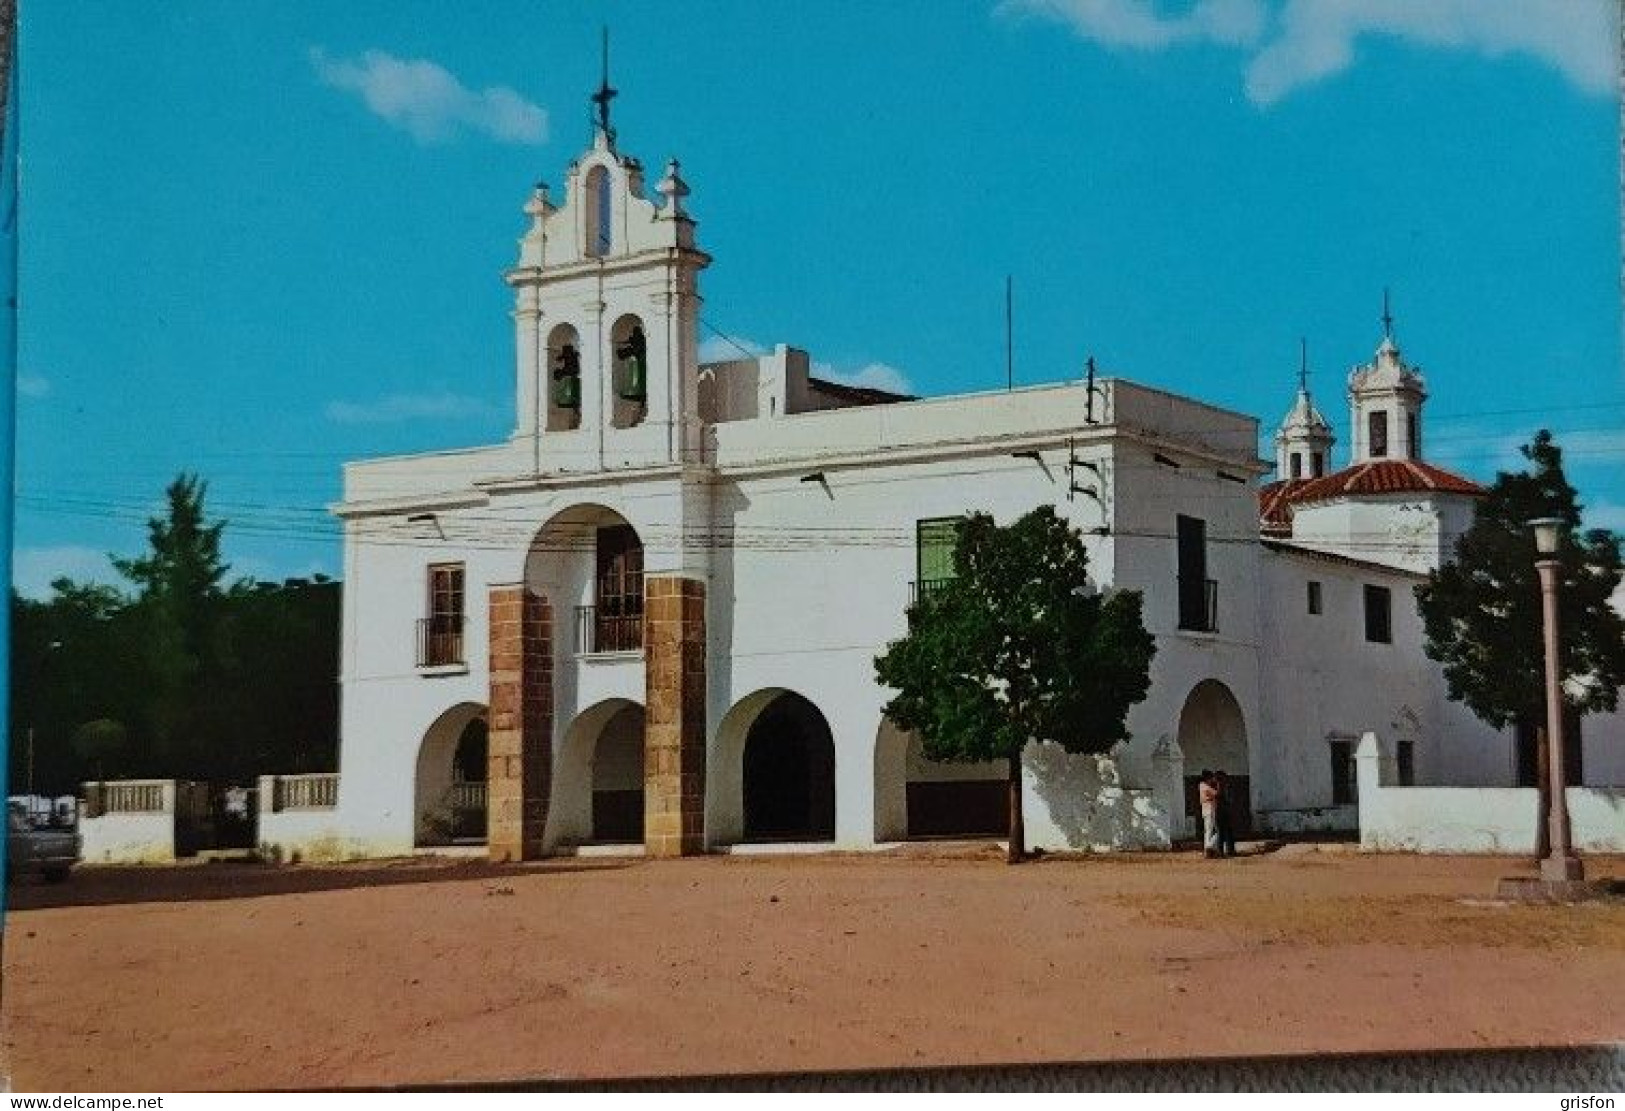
left=78, top=781, right=177, bottom=864
left=257, top=775, right=363, bottom=863
left=1356, top=732, right=1625, bottom=853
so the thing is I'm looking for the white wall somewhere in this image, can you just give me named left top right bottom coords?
left=77, top=781, right=177, bottom=864
left=256, top=776, right=355, bottom=863
left=1355, top=732, right=1625, bottom=853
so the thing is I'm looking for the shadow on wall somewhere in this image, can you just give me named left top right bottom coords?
left=1026, top=742, right=1169, bottom=851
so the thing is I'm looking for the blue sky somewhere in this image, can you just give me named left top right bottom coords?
left=13, top=0, right=1623, bottom=595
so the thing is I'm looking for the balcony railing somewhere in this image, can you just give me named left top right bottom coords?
left=417, top=616, right=465, bottom=668
left=575, top=605, right=644, bottom=654
left=1177, top=577, right=1219, bottom=633
left=270, top=773, right=339, bottom=811
left=909, top=577, right=955, bottom=604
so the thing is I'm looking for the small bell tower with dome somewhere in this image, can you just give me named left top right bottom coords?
left=1274, top=338, right=1335, bottom=480
left=1347, top=290, right=1427, bottom=464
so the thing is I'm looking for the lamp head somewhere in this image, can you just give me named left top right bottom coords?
left=1527, top=517, right=1564, bottom=556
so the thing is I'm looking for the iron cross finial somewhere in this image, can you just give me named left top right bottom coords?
left=591, top=27, right=617, bottom=144
left=1299, top=337, right=1309, bottom=393
left=1381, top=286, right=1394, bottom=340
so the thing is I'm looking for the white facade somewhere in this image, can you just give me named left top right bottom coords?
left=323, top=111, right=1625, bottom=861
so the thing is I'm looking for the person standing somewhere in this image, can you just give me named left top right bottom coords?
left=1214, top=769, right=1237, bottom=857
left=1198, top=769, right=1219, bottom=858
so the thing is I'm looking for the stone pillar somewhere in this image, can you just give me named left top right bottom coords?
left=487, top=585, right=552, bottom=862
left=1150, top=734, right=1185, bottom=847
left=644, top=575, right=707, bottom=857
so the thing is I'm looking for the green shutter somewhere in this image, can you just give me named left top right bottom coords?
left=917, top=518, right=959, bottom=584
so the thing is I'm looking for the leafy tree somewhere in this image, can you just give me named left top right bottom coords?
left=1416, top=431, right=1625, bottom=833
left=9, top=474, right=342, bottom=794
left=875, top=506, right=1157, bottom=863
left=72, top=718, right=128, bottom=781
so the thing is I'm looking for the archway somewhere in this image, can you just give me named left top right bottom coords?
left=415, top=703, right=488, bottom=846
left=525, top=504, right=644, bottom=656
left=1176, top=679, right=1251, bottom=838
left=716, top=689, right=835, bottom=843
left=874, top=720, right=1006, bottom=842
left=551, top=699, right=646, bottom=847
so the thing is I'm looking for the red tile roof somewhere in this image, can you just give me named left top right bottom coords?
left=1258, top=460, right=1483, bottom=534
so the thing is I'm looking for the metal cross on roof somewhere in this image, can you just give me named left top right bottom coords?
left=591, top=27, right=617, bottom=145
left=1381, top=286, right=1394, bottom=340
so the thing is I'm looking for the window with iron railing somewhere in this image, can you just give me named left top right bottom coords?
left=419, top=563, right=466, bottom=667
left=579, top=525, right=644, bottom=653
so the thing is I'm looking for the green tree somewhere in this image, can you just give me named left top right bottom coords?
left=874, top=506, right=1157, bottom=863
left=1416, top=431, right=1625, bottom=837
left=72, top=718, right=129, bottom=781
left=113, top=473, right=244, bottom=777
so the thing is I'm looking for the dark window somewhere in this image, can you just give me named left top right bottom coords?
left=1396, top=740, right=1415, bottom=786
left=1311, top=451, right=1325, bottom=477
left=1176, top=515, right=1215, bottom=632
left=594, top=168, right=612, bottom=255
left=421, top=564, right=465, bottom=666
left=1363, top=584, right=1392, bottom=643
left=1307, top=580, right=1322, bottom=615
left=915, top=517, right=959, bottom=599
left=1368, top=410, right=1389, bottom=458
left=1330, top=740, right=1357, bottom=806
left=592, top=525, right=644, bottom=651
left=1289, top=452, right=1302, bottom=479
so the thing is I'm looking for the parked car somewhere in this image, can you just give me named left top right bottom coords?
left=6, top=807, right=78, bottom=882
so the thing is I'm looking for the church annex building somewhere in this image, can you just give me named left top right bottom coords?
left=312, top=95, right=1625, bottom=862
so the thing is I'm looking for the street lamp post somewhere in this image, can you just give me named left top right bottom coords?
left=1527, top=517, right=1583, bottom=883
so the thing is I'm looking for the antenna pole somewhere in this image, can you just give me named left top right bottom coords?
left=1005, top=275, right=1013, bottom=392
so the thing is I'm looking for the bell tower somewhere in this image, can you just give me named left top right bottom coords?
left=505, top=52, right=709, bottom=472
left=1347, top=290, right=1427, bottom=464
left=1274, top=338, right=1335, bottom=480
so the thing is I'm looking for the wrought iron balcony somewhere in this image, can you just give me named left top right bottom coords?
left=575, top=605, right=644, bottom=654
left=1177, top=577, right=1218, bottom=634
left=416, top=616, right=466, bottom=668
left=909, top=577, right=955, bottom=604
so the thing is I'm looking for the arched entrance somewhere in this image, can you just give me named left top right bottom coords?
left=525, top=504, right=643, bottom=656
left=874, top=720, right=1007, bottom=841
left=551, top=699, right=646, bottom=847
left=415, top=703, right=488, bottom=846
left=1176, top=679, right=1251, bottom=838
left=715, top=689, right=835, bottom=843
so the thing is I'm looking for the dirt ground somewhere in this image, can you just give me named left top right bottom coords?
left=3, top=845, right=1622, bottom=1091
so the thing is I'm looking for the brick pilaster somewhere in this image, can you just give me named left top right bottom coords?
left=644, top=575, right=707, bottom=856
left=487, top=585, right=552, bottom=862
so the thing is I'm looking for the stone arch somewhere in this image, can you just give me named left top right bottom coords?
left=1176, top=679, right=1252, bottom=837
left=549, top=698, right=645, bottom=847
left=713, top=688, right=835, bottom=844
left=609, top=313, right=648, bottom=429
left=545, top=321, right=583, bottom=431
left=873, top=719, right=1007, bottom=842
left=415, top=702, right=488, bottom=846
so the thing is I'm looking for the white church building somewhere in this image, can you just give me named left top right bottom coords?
left=316, top=95, right=1625, bottom=862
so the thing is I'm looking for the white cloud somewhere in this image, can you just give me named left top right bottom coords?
left=1000, top=0, right=1265, bottom=49
left=1004, top=0, right=1616, bottom=107
left=813, top=361, right=915, bottom=396
left=310, top=47, right=547, bottom=145
left=324, top=391, right=499, bottom=424
left=1244, top=0, right=1616, bottom=107
left=698, top=334, right=767, bottom=363
left=17, top=372, right=48, bottom=398
left=12, top=545, right=118, bottom=599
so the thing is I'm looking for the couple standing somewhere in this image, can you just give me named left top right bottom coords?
left=1198, top=768, right=1237, bottom=858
